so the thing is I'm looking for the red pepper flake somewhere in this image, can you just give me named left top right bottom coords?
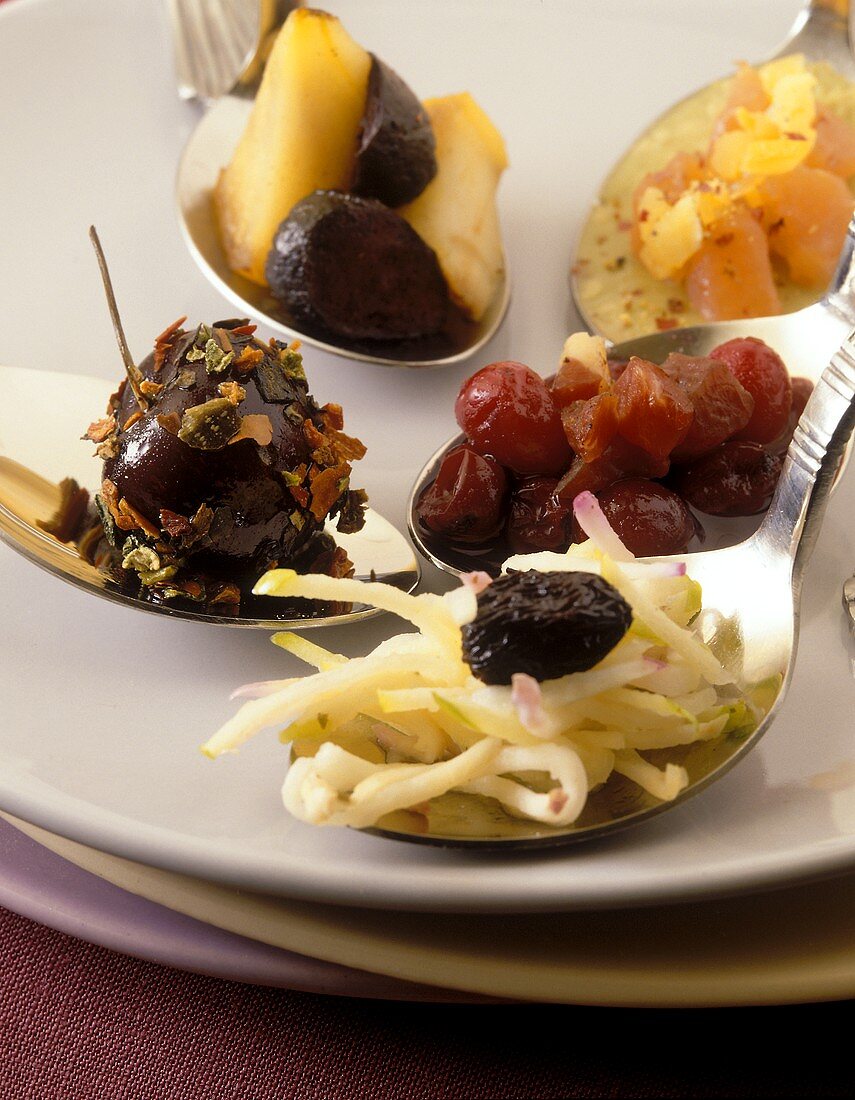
left=667, top=298, right=686, bottom=313
left=639, top=209, right=649, bottom=223
left=153, top=316, right=187, bottom=373
left=140, top=379, right=164, bottom=399
left=156, top=412, right=181, bottom=436
left=228, top=324, right=257, bottom=336
left=308, top=463, right=350, bottom=521
left=714, top=232, right=734, bottom=246
left=617, top=219, right=632, bottom=232
left=234, top=345, right=264, bottom=372
left=218, top=381, right=246, bottom=405
left=784, top=131, right=807, bottom=141
left=289, top=484, right=310, bottom=509
left=83, top=414, right=116, bottom=443
left=655, top=316, right=679, bottom=331
left=227, top=413, right=274, bottom=446
left=159, top=509, right=194, bottom=538
left=320, top=403, right=344, bottom=430
left=100, top=479, right=122, bottom=523
left=118, top=497, right=160, bottom=537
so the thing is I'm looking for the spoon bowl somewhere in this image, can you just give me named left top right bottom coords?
left=175, top=43, right=510, bottom=369
left=0, top=365, right=420, bottom=629
left=394, top=220, right=855, bottom=848
left=571, top=0, right=855, bottom=342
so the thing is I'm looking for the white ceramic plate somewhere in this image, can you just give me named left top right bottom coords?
left=6, top=0, right=855, bottom=913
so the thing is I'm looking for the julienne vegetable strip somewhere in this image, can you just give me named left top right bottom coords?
left=203, top=495, right=761, bottom=833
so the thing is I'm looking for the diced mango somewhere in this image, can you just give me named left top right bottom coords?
left=760, top=165, right=854, bottom=285
left=685, top=206, right=780, bottom=320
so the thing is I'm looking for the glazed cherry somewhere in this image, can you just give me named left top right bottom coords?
left=506, top=476, right=574, bottom=554
left=596, top=479, right=701, bottom=557
left=709, top=337, right=792, bottom=444
left=767, top=376, right=813, bottom=455
left=672, top=441, right=784, bottom=516
left=455, top=361, right=573, bottom=475
left=417, top=444, right=508, bottom=543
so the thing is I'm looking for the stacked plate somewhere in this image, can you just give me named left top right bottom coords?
left=2, top=0, right=855, bottom=1007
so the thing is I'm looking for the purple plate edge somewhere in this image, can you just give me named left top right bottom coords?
left=0, top=817, right=494, bottom=1002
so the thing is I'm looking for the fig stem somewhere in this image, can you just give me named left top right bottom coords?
left=88, top=225, right=148, bottom=412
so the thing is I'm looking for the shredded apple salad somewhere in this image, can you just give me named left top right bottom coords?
left=203, top=492, right=761, bottom=832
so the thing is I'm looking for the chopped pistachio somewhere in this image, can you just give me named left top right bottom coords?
left=177, top=398, right=241, bottom=450
left=203, top=338, right=234, bottom=375
left=278, top=345, right=306, bottom=380
left=279, top=469, right=303, bottom=487
left=121, top=544, right=162, bottom=573
left=138, top=564, right=179, bottom=586
left=289, top=510, right=305, bottom=531
left=176, top=368, right=197, bottom=390
left=185, top=346, right=205, bottom=362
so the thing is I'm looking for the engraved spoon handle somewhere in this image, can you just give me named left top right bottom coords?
left=758, top=217, right=855, bottom=581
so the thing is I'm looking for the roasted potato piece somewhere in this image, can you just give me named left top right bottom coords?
left=399, top=93, right=508, bottom=322
left=214, top=10, right=371, bottom=286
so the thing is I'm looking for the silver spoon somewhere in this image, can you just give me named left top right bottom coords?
left=0, top=364, right=419, bottom=629
left=570, top=0, right=855, bottom=342
left=390, top=221, right=855, bottom=848
left=173, top=8, right=510, bottom=370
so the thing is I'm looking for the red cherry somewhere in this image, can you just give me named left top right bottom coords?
left=455, top=361, right=573, bottom=475
left=417, top=444, right=508, bottom=543
left=709, top=337, right=792, bottom=444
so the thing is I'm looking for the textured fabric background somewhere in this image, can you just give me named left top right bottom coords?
left=2, top=905, right=854, bottom=1100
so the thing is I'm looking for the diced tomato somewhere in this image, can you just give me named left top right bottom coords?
left=554, top=437, right=671, bottom=502
left=560, top=392, right=618, bottom=462
left=551, top=356, right=607, bottom=409
left=612, top=357, right=694, bottom=460
left=685, top=205, right=781, bottom=321
left=760, top=165, right=854, bottom=287
left=709, top=336, right=792, bottom=444
left=660, top=352, right=755, bottom=460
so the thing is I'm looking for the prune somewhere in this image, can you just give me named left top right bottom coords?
left=597, top=479, right=701, bottom=557
left=461, top=570, right=633, bottom=685
left=709, top=337, right=792, bottom=444
left=455, top=361, right=573, bottom=475
left=352, top=55, right=437, bottom=207
left=506, top=476, right=573, bottom=554
left=672, top=441, right=783, bottom=516
left=265, top=191, right=448, bottom=340
left=418, top=445, right=507, bottom=542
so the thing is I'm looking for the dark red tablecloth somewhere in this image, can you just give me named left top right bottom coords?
left=2, top=904, right=854, bottom=1099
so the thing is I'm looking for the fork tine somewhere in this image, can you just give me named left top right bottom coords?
left=167, top=0, right=259, bottom=103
